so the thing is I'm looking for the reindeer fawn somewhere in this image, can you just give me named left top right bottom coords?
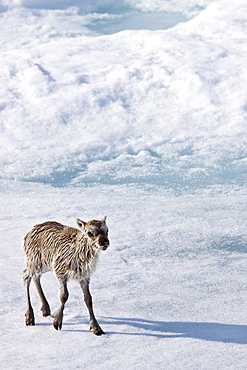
left=23, top=217, right=109, bottom=335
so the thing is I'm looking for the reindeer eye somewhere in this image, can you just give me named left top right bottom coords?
left=87, top=232, right=94, bottom=237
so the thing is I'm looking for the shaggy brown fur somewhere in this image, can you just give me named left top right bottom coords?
left=23, top=217, right=109, bottom=335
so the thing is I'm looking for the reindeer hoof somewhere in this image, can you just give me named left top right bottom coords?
left=41, top=304, right=51, bottom=317
left=53, top=322, right=62, bottom=330
left=90, top=325, right=105, bottom=336
left=25, top=309, right=35, bottom=326
left=53, top=315, right=63, bottom=330
left=53, top=318, right=62, bottom=330
left=94, top=328, right=105, bottom=336
left=26, top=319, right=35, bottom=326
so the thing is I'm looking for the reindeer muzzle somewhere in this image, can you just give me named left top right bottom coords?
left=98, top=234, right=109, bottom=250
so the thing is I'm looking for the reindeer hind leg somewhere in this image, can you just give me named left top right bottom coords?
left=33, top=274, right=51, bottom=317
left=53, top=276, right=69, bottom=330
left=23, top=269, right=35, bottom=326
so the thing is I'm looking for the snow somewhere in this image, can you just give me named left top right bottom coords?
left=0, top=0, right=247, bottom=369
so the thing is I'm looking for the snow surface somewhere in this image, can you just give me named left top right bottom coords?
left=0, top=0, right=247, bottom=369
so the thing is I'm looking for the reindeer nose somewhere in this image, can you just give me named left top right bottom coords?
left=102, top=242, right=109, bottom=251
left=98, top=234, right=109, bottom=250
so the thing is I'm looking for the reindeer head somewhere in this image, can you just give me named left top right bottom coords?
left=77, top=216, right=109, bottom=250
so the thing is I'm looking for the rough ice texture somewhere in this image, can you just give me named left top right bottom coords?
left=0, top=0, right=247, bottom=369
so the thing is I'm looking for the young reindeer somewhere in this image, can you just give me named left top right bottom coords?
left=23, top=217, right=109, bottom=335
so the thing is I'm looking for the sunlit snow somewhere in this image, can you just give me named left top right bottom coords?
left=0, top=0, right=246, bottom=369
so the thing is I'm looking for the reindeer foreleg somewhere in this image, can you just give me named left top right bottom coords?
left=80, top=278, right=105, bottom=336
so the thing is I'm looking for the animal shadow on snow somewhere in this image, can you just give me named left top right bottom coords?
left=62, top=316, right=246, bottom=344
left=98, top=317, right=247, bottom=344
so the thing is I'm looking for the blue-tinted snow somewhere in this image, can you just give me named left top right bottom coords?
left=0, top=1, right=247, bottom=369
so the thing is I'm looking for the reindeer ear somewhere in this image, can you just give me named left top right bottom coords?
left=102, top=216, right=107, bottom=223
left=77, top=218, right=86, bottom=229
